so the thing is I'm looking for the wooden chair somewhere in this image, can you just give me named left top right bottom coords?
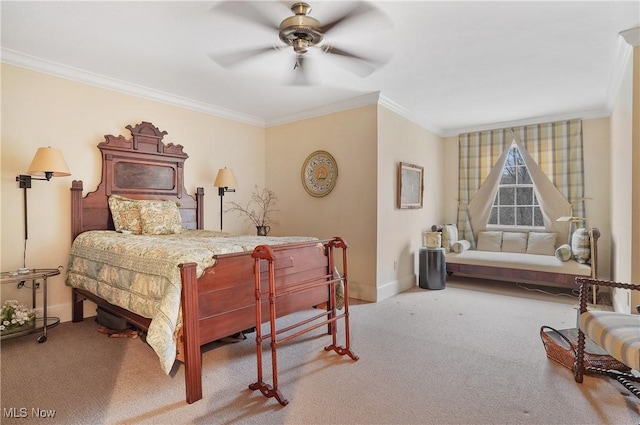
left=574, top=277, right=640, bottom=399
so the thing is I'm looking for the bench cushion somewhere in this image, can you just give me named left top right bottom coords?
left=446, top=250, right=592, bottom=276
left=580, top=311, right=640, bottom=371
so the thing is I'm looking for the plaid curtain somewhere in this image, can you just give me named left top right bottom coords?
left=457, top=128, right=511, bottom=244
left=514, top=119, right=585, bottom=218
left=457, top=119, right=584, bottom=242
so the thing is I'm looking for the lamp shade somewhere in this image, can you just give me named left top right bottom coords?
left=27, top=147, right=71, bottom=177
left=213, top=167, right=237, bottom=188
left=556, top=216, right=585, bottom=222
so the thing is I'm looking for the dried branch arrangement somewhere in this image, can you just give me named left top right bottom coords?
left=226, top=185, right=279, bottom=228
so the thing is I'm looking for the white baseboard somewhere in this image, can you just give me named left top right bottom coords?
left=376, top=275, right=417, bottom=302
left=611, top=292, right=630, bottom=314
left=43, top=300, right=96, bottom=324
left=347, top=281, right=377, bottom=303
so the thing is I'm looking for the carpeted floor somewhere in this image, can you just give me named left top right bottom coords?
left=1, top=277, right=638, bottom=424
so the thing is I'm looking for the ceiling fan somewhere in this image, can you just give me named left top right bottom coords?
left=210, top=1, right=391, bottom=84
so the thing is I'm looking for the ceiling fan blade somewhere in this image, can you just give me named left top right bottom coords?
left=209, top=46, right=281, bottom=68
left=211, top=1, right=281, bottom=32
left=319, top=44, right=384, bottom=77
left=319, top=2, right=384, bottom=34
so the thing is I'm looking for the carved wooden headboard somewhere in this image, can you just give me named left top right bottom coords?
left=70, top=121, right=204, bottom=240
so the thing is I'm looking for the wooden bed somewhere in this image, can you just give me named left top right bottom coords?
left=69, top=121, right=339, bottom=404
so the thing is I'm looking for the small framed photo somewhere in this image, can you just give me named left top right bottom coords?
left=397, top=162, right=424, bottom=209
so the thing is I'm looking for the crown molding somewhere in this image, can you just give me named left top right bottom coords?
left=1, top=48, right=266, bottom=127
left=620, top=26, right=640, bottom=47
left=602, top=35, right=634, bottom=113
left=377, top=95, right=445, bottom=136
left=264, top=91, right=381, bottom=127
left=1, top=46, right=621, bottom=138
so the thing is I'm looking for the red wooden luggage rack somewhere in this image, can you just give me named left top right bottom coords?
left=249, top=237, right=358, bottom=406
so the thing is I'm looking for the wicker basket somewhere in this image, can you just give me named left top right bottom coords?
left=540, top=326, right=630, bottom=371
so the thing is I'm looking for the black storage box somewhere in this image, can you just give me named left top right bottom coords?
left=419, top=248, right=446, bottom=290
left=96, top=307, right=128, bottom=330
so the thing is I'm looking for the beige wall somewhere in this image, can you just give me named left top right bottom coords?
left=583, top=117, right=612, bottom=280
left=377, top=106, right=443, bottom=301
left=1, top=65, right=443, bottom=313
left=609, top=47, right=633, bottom=311
left=265, top=106, right=379, bottom=301
left=1, top=64, right=266, bottom=322
left=442, top=135, right=460, bottom=222
left=2, top=50, right=636, bottom=317
left=634, top=46, right=640, bottom=312
left=609, top=44, right=639, bottom=313
left=265, top=105, right=444, bottom=302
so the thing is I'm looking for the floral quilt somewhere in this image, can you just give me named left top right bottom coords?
left=66, top=230, right=317, bottom=374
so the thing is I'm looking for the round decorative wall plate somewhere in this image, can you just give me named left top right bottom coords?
left=301, top=150, right=338, bottom=197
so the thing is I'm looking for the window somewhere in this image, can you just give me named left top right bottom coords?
left=488, top=144, right=544, bottom=228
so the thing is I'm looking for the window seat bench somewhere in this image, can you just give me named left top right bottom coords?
left=445, top=229, right=600, bottom=289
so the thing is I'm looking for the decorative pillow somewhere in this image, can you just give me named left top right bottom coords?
left=476, top=231, right=503, bottom=252
left=139, top=200, right=183, bottom=235
left=108, top=195, right=142, bottom=234
left=571, top=228, right=591, bottom=264
left=501, top=232, right=528, bottom=253
left=555, top=244, right=573, bottom=261
left=441, top=224, right=458, bottom=252
left=452, top=239, right=471, bottom=253
left=526, top=232, right=557, bottom=256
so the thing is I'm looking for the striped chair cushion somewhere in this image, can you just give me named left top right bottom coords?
left=580, top=311, right=640, bottom=371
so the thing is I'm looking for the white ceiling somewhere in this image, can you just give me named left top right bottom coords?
left=2, top=1, right=639, bottom=136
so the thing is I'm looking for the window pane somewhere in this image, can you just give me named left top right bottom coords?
left=516, top=187, right=533, bottom=205
left=499, top=207, right=515, bottom=225
left=488, top=207, right=498, bottom=225
left=501, top=167, right=516, bottom=184
left=534, top=207, right=544, bottom=227
left=520, top=167, right=532, bottom=184
left=486, top=144, right=544, bottom=229
left=499, top=187, right=515, bottom=205
left=517, top=207, right=532, bottom=226
left=506, top=148, right=517, bottom=166
left=514, top=149, right=524, bottom=165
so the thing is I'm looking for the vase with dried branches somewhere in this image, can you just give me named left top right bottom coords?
left=226, top=185, right=279, bottom=235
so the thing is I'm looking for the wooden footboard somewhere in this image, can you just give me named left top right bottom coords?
left=71, top=238, right=333, bottom=404
left=178, top=239, right=332, bottom=404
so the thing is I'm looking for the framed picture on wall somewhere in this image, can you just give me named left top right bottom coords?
left=397, top=161, right=424, bottom=209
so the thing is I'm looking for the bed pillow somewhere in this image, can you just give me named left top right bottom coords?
left=526, top=232, right=557, bottom=256
left=571, top=228, right=591, bottom=264
left=441, top=224, right=458, bottom=252
left=555, top=244, right=573, bottom=261
left=501, top=232, right=528, bottom=253
left=108, top=195, right=142, bottom=234
left=139, top=200, right=183, bottom=235
left=476, top=231, right=503, bottom=252
left=452, top=239, right=471, bottom=253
